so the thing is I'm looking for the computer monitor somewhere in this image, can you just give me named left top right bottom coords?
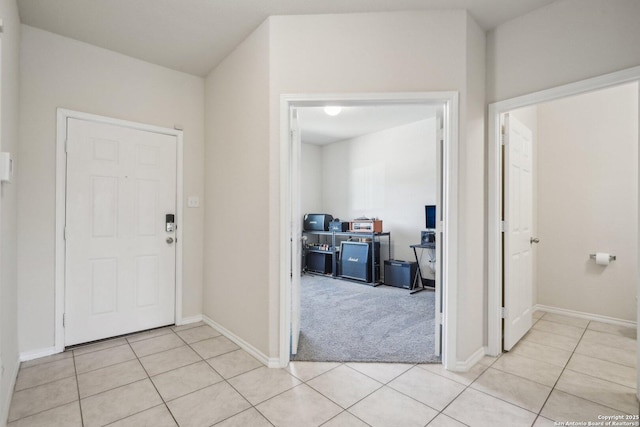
left=425, top=205, right=436, bottom=229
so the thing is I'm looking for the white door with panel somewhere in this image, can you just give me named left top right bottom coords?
left=65, top=118, right=177, bottom=346
left=503, top=113, right=535, bottom=351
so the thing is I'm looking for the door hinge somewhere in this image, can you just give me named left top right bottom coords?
left=64, top=226, right=67, bottom=240
left=500, top=221, right=505, bottom=232
left=438, top=312, right=444, bottom=324
left=65, top=138, right=69, bottom=153
left=501, top=307, right=507, bottom=319
left=500, top=125, right=506, bottom=146
left=63, top=313, right=66, bottom=327
left=437, top=117, right=444, bottom=142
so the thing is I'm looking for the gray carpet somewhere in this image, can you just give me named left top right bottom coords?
left=293, top=274, right=440, bottom=363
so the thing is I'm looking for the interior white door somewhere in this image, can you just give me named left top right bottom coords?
left=503, top=113, right=534, bottom=351
left=290, top=108, right=302, bottom=355
left=434, top=108, right=444, bottom=356
left=65, top=118, right=177, bottom=346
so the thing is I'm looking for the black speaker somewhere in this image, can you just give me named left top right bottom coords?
left=329, top=221, right=349, bottom=232
left=340, top=242, right=379, bottom=282
left=421, top=231, right=436, bottom=245
left=303, top=214, right=333, bottom=231
left=384, top=260, right=418, bottom=289
left=306, top=251, right=332, bottom=274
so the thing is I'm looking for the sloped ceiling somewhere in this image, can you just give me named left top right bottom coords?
left=17, top=0, right=557, bottom=76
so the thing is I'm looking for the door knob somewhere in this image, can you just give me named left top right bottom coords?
left=530, top=237, right=540, bottom=244
left=166, top=237, right=174, bottom=244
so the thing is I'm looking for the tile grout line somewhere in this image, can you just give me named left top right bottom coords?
left=308, top=363, right=426, bottom=426
left=128, top=333, right=181, bottom=426
left=177, top=328, right=275, bottom=427
left=432, top=357, right=499, bottom=426
left=76, top=329, right=186, bottom=426
left=528, top=318, right=636, bottom=424
left=72, top=348, right=86, bottom=427
left=528, top=316, right=589, bottom=425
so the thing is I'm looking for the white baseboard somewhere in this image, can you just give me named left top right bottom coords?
left=177, top=314, right=203, bottom=326
left=453, top=346, right=485, bottom=372
left=1, top=355, right=20, bottom=427
left=20, top=317, right=204, bottom=363
left=202, top=315, right=279, bottom=368
left=534, top=304, right=637, bottom=328
left=19, top=346, right=58, bottom=362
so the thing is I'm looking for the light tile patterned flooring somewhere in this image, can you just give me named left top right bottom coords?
left=6, top=311, right=639, bottom=426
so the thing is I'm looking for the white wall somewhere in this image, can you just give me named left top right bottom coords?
left=268, top=11, right=486, bottom=361
left=18, top=25, right=205, bottom=354
left=536, top=83, right=638, bottom=321
left=0, top=0, right=21, bottom=423
left=460, top=14, right=486, bottom=354
left=300, top=143, right=323, bottom=216
left=203, top=20, right=271, bottom=356
left=320, top=119, right=437, bottom=269
left=487, top=0, right=640, bottom=102
left=204, top=10, right=486, bottom=362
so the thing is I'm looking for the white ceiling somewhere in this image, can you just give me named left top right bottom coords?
left=17, top=0, right=557, bottom=77
left=298, top=104, right=437, bottom=146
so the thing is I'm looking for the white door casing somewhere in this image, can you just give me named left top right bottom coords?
left=290, top=108, right=302, bottom=355
left=434, top=108, right=444, bottom=356
left=64, top=117, right=178, bottom=346
left=503, top=113, right=534, bottom=351
left=487, top=68, right=640, bottom=397
left=279, top=91, right=459, bottom=370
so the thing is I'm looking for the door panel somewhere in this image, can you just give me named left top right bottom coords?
left=503, top=113, right=534, bottom=351
left=65, top=118, right=177, bottom=346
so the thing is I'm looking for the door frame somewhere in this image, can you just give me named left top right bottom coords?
left=487, top=65, right=640, bottom=357
left=278, top=91, right=459, bottom=370
left=54, top=108, right=184, bottom=352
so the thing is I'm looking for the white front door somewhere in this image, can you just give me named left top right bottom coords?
left=64, top=118, right=177, bottom=346
left=503, top=113, right=534, bottom=351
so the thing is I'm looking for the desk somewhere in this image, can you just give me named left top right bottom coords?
left=409, top=243, right=436, bottom=294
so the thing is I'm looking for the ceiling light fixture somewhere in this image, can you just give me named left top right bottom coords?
left=324, top=106, right=342, bottom=116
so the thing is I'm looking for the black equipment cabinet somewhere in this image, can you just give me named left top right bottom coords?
left=384, top=260, right=418, bottom=289
left=340, top=241, right=381, bottom=283
left=302, top=230, right=390, bottom=285
left=306, top=250, right=334, bottom=274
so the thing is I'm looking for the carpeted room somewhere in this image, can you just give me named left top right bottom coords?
left=294, top=104, right=441, bottom=364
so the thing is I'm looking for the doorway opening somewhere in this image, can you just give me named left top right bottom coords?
left=279, top=92, right=459, bottom=370
left=295, top=104, right=439, bottom=363
left=488, top=67, right=640, bottom=363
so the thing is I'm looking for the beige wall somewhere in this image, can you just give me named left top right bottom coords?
left=17, top=25, right=205, bottom=353
left=268, top=11, right=486, bottom=360
left=536, top=83, right=638, bottom=321
left=0, top=0, right=21, bottom=422
left=203, top=21, right=271, bottom=355
left=459, top=14, right=486, bottom=356
left=487, top=0, right=640, bottom=102
left=203, top=10, right=486, bottom=362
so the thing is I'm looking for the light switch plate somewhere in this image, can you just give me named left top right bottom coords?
left=187, top=196, right=200, bottom=208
